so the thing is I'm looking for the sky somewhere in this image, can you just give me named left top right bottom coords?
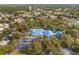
left=0, top=0, right=79, bottom=4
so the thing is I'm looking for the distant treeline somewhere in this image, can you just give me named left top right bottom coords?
left=0, top=6, right=28, bottom=13
left=0, top=4, right=79, bottom=8
left=0, top=4, right=79, bottom=13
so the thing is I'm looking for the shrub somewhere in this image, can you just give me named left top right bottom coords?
left=12, top=32, right=20, bottom=39
left=72, top=41, right=79, bottom=53
left=60, top=34, right=74, bottom=48
left=50, top=36, right=62, bottom=54
left=32, top=41, right=42, bottom=54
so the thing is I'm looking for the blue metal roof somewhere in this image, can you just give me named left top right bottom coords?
left=30, top=29, right=62, bottom=38
left=44, top=30, right=55, bottom=38
left=31, top=29, right=44, bottom=36
left=55, top=31, right=62, bottom=38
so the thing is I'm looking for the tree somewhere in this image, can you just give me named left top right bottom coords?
left=60, top=34, right=74, bottom=48
left=50, top=36, right=62, bottom=54
left=2, top=28, right=10, bottom=35
left=40, top=36, right=62, bottom=55
left=7, top=16, right=13, bottom=22
left=72, top=41, right=79, bottom=53
left=0, top=33, right=4, bottom=40
left=65, top=29, right=77, bottom=38
left=0, top=44, right=13, bottom=55
left=25, top=43, right=33, bottom=54
left=32, top=41, right=42, bottom=55
left=12, top=31, right=20, bottom=39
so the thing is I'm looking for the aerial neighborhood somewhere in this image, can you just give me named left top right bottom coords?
left=0, top=5, right=79, bottom=55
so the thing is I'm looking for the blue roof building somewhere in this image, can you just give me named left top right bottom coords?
left=30, top=29, right=45, bottom=36
left=43, top=30, right=55, bottom=38
left=29, top=28, right=62, bottom=38
left=55, top=31, right=62, bottom=38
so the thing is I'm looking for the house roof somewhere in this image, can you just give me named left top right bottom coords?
left=30, top=28, right=62, bottom=38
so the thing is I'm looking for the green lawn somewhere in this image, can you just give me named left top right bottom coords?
left=21, top=36, right=36, bottom=38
